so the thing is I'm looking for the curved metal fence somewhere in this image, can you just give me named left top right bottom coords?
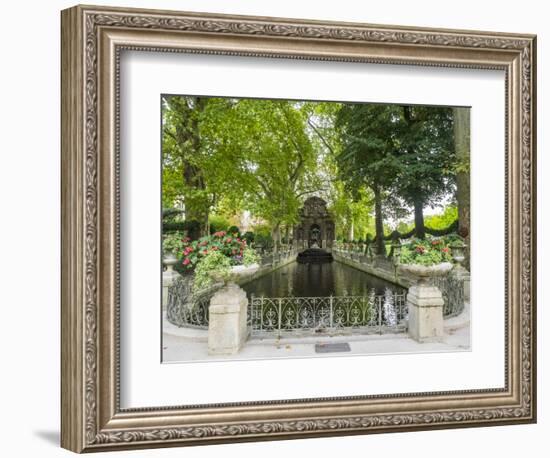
left=431, top=275, right=465, bottom=318
left=166, top=276, right=212, bottom=328
left=249, top=290, right=407, bottom=338
left=166, top=273, right=465, bottom=335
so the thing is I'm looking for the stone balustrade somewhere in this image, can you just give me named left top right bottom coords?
left=332, top=246, right=469, bottom=342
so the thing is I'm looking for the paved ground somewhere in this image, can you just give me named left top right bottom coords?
left=162, top=307, right=471, bottom=363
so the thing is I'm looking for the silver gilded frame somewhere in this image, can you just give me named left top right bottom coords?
left=61, top=4, right=536, bottom=453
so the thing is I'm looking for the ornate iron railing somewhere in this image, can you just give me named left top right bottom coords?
left=166, top=274, right=463, bottom=335
left=166, top=276, right=407, bottom=337
left=431, top=275, right=465, bottom=318
left=249, top=289, right=407, bottom=338
left=166, top=276, right=213, bottom=328
left=333, top=248, right=466, bottom=318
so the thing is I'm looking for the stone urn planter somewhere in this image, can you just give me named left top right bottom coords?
left=162, top=252, right=180, bottom=311
left=209, top=263, right=260, bottom=286
left=398, top=262, right=453, bottom=284
left=162, top=251, right=178, bottom=271
left=398, top=262, right=453, bottom=342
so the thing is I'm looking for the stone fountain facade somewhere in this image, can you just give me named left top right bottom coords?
left=294, top=196, right=335, bottom=251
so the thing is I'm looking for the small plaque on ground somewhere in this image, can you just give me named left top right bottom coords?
left=315, top=342, right=351, bottom=353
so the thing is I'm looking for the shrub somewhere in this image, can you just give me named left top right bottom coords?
left=180, top=231, right=253, bottom=270
left=249, top=224, right=282, bottom=250
left=442, top=233, right=465, bottom=246
left=162, top=208, right=184, bottom=222
left=253, top=232, right=273, bottom=250
left=192, top=241, right=260, bottom=293
left=242, top=231, right=255, bottom=245
left=162, top=220, right=201, bottom=240
left=227, top=225, right=240, bottom=236
left=399, top=237, right=452, bottom=266
left=162, top=232, right=187, bottom=255
left=193, top=251, right=231, bottom=292
left=209, top=215, right=232, bottom=234
left=242, top=246, right=260, bottom=266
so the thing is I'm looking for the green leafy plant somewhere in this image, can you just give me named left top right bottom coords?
left=162, top=232, right=187, bottom=256
left=252, top=226, right=273, bottom=250
left=162, top=220, right=201, bottom=239
left=242, top=231, right=255, bottom=245
left=442, top=233, right=466, bottom=247
left=227, top=225, right=240, bottom=236
left=180, top=230, right=259, bottom=270
left=193, top=251, right=231, bottom=292
left=209, top=214, right=232, bottom=234
left=399, top=237, right=452, bottom=266
left=242, top=247, right=260, bottom=266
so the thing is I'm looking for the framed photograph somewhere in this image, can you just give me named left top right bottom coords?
left=61, top=4, right=537, bottom=453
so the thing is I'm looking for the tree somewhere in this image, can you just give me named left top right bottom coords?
left=335, top=104, right=401, bottom=254
left=162, top=96, right=212, bottom=237
left=197, top=99, right=322, bottom=251
left=391, top=106, right=456, bottom=238
left=453, top=107, right=470, bottom=265
left=330, top=181, right=373, bottom=240
left=424, top=205, right=458, bottom=229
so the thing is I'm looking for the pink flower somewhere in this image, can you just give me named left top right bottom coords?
left=183, top=258, right=190, bottom=266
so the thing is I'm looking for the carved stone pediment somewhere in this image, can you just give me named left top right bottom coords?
left=300, top=196, right=329, bottom=219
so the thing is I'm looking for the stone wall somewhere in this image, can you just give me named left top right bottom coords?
left=237, top=249, right=297, bottom=287
left=332, top=249, right=414, bottom=288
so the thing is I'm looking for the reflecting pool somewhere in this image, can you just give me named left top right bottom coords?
left=241, top=260, right=404, bottom=298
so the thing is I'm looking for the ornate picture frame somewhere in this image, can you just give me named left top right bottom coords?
left=61, top=4, right=536, bottom=453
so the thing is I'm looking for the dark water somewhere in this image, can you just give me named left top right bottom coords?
left=241, top=261, right=404, bottom=298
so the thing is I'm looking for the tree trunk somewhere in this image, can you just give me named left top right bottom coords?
left=271, top=223, right=281, bottom=254
left=403, top=106, right=426, bottom=240
left=183, top=97, right=209, bottom=237
left=348, top=220, right=354, bottom=242
left=454, top=107, right=471, bottom=267
left=413, top=197, right=426, bottom=239
left=373, top=182, right=385, bottom=256
left=284, top=226, right=290, bottom=246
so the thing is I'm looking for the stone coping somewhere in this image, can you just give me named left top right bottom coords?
left=332, top=251, right=413, bottom=288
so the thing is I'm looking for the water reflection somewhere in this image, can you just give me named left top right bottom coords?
left=242, top=261, right=404, bottom=298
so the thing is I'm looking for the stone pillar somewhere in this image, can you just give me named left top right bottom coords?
left=162, top=257, right=180, bottom=312
left=407, top=283, right=444, bottom=342
left=463, top=276, right=470, bottom=301
left=208, top=284, right=249, bottom=355
left=452, top=265, right=470, bottom=302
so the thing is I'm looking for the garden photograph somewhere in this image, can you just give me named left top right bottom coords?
left=160, top=95, right=471, bottom=362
